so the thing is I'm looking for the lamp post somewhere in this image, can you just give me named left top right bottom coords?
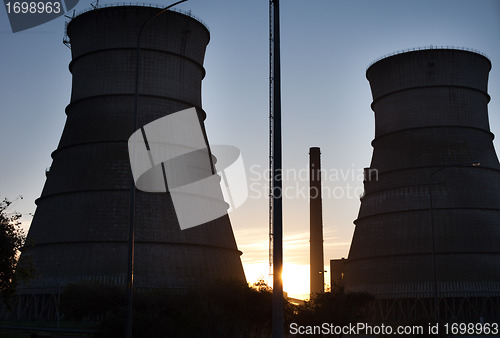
left=126, top=2, right=188, bottom=338
left=428, top=162, right=480, bottom=332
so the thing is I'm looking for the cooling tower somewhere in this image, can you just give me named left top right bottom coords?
left=16, top=5, right=245, bottom=315
left=345, top=48, right=500, bottom=321
left=309, top=147, right=324, bottom=297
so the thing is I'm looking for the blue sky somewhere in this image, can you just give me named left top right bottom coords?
left=1, top=0, right=500, bottom=298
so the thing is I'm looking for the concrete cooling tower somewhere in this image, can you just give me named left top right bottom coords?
left=14, top=5, right=245, bottom=319
left=345, top=48, right=500, bottom=322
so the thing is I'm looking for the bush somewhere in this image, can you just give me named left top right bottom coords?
left=61, top=280, right=275, bottom=337
left=290, top=284, right=374, bottom=337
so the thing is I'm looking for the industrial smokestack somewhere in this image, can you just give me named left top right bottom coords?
left=309, top=147, right=324, bottom=297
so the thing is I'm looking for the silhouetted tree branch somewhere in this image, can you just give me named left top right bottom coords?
left=0, top=197, right=32, bottom=305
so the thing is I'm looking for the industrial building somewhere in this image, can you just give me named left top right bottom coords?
left=12, top=5, right=245, bottom=320
left=343, top=48, right=500, bottom=322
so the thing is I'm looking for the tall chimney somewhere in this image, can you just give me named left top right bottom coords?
left=309, top=147, right=324, bottom=297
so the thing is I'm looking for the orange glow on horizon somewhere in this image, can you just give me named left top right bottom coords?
left=244, top=263, right=331, bottom=300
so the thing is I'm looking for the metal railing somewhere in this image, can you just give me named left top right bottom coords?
left=63, top=1, right=210, bottom=47
left=367, top=45, right=490, bottom=69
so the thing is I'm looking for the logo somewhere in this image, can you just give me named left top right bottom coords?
left=128, top=107, right=248, bottom=230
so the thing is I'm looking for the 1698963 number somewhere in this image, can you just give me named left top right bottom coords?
left=5, top=1, right=61, bottom=14
left=444, top=322, right=499, bottom=335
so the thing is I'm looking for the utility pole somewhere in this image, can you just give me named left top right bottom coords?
left=270, top=0, right=284, bottom=337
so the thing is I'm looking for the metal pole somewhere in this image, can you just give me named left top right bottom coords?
left=428, top=162, right=480, bottom=335
left=126, top=2, right=188, bottom=338
left=428, top=169, right=439, bottom=332
left=271, top=0, right=284, bottom=337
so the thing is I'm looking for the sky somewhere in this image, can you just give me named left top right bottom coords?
left=1, top=0, right=500, bottom=300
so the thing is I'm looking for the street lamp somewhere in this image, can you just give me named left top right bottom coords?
left=428, top=162, right=480, bottom=332
left=126, top=2, right=188, bottom=338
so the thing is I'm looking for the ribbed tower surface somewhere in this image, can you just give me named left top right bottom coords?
left=345, top=49, right=500, bottom=311
left=17, top=6, right=245, bottom=295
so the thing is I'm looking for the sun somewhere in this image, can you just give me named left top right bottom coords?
left=282, top=263, right=310, bottom=300
left=244, top=262, right=330, bottom=300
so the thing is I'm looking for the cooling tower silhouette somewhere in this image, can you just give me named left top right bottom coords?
left=16, top=6, right=245, bottom=314
left=345, top=48, right=500, bottom=321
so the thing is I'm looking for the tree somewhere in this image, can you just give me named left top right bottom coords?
left=0, top=198, right=29, bottom=304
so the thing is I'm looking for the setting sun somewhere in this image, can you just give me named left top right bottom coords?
left=282, top=263, right=310, bottom=300
left=244, top=262, right=331, bottom=300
